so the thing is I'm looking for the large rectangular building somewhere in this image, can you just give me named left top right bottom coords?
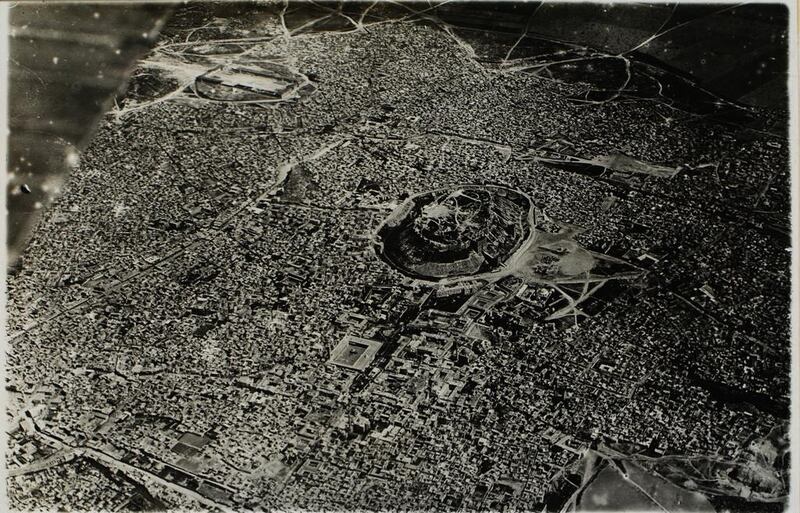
left=329, top=335, right=383, bottom=371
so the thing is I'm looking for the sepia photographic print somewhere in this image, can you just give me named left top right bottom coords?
left=2, top=1, right=798, bottom=512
